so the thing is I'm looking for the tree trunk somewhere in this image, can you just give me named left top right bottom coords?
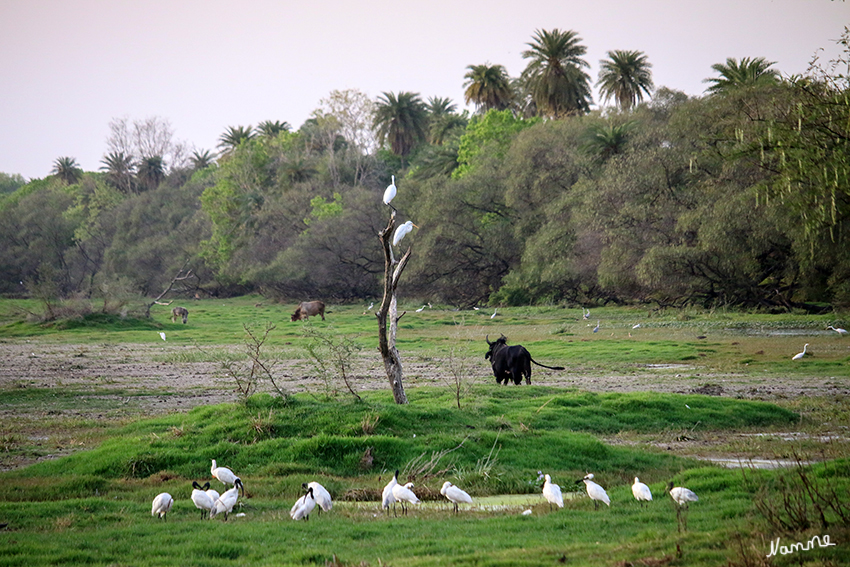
left=377, top=213, right=410, bottom=404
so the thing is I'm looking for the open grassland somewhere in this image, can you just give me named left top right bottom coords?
left=0, top=297, right=848, bottom=566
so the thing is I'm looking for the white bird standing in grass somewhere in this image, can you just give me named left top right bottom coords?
left=578, top=474, right=610, bottom=509
left=667, top=482, right=698, bottom=508
left=440, top=481, right=473, bottom=513
left=211, top=459, right=244, bottom=496
left=382, top=470, right=399, bottom=516
left=291, top=486, right=317, bottom=520
left=205, top=486, right=220, bottom=505
left=392, top=220, right=418, bottom=246
left=827, top=325, right=847, bottom=335
left=159, top=332, right=166, bottom=341
left=583, top=308, right=590, bottom=320
left=792, top=343, right=809, bottom=360
left=304, top=482, right=332, bottom=512
left=151, top=492, right=173, bottom=520
left=542, top=474, right=564, bottom=509
left=383, top=175, right=397, bottom=210
left=210, top=486, right=239, bottom=521
left=593, top=321, right=600, bottom=333
left=491, top=308, right=497, bottom=319
left=392, top=482, right=420, bottom=515
left=191, top=481, right=215, bottom=519
left=416, top=305, right=426, bottom=312
left=631, top=477, right=652, bottom=506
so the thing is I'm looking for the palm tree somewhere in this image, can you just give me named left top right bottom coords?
left=373, top=91, right=428, bottom=157
left=426, top=97, right=466, bottom=145
left=596, top=50, right=654, bottom=111
left=580, top=122, right=635, bottom=160
left=190, top=149, right=216, bottom=170
left=256, top=120, right=291, bottom=138
left=521, top=28, right=592, bottom=118
left=463, top=64, right=513, bottom=113
left=136, top=155, right=165, bottom=191
left=51, top=156, right=82, bottom=185
left=99, top=151, right=135, bottom=193
left=218, top=125, right=255, bottom=152
left=703, top=57, right=779, bottom=94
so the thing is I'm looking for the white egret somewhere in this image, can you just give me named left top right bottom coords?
left=632, top=323, right=641, bottom=329
left=416, top=305, right=426, bottom=312
left=191, top=481, right=215, bottom=519
left=440, top=481, right=473, bottom=513
left=632, top=477, right=652, bottom=506
left=491, top=308, right=497, bottom=319
left=542, top=474, right=564, bottom=509
left=578, top=473, right=610, bottom=509
left=382, top=470, right=399, bottom=516
left=392, top=482, right=420, bottom=515
left=304, top=482, right=332, bottom=512
left=392, top=221, right=418, bottom=246
left=593, top=321, right=600, bottom=333
left=583, top=308, right=590, bottom=320
left=383, top=175, right=397, bottom=209
left=367, top=302, right=374, bottom=311
left=827, top=325, right=847, bottom=335
left=151, top=492, right=173, bottom=520
left=210, top=486, right=239, bottom=521
left=291, top=486, right=317, bottom=520
left=159, top=332, right=166, bottom=341
left=792, top=344, right=809, bottom=360
left=667, top=482, right=698, bottom=508
left=211, top=459, right=244, bottom=496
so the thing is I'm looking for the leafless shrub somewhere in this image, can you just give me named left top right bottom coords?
left=441, top=317, right=481, bottom=409
left=218, top=322, right=289, bottom=401
left=301, top=323, right=362, bottom=401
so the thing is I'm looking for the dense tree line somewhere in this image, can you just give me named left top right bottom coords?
left=1, top=30, right=848, bottom=312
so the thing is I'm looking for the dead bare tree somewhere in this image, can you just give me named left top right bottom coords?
left=144, top=259, right=193, bottom=318
left=377, top=213, right=410, bottom=404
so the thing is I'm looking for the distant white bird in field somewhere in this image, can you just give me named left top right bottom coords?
left=211, top=459, right=244, bottom=495
left=210, top=486, right=239, bottom=521
left=583, top=308, right=590, bottom=320
left=291, top=486, right=317, bottom=520
left=303, top=482, right=332, bottom=512
left=667, top=482, right=699, bottom=508
left=792, top=343, right=809, bottom=360
left=473, top=306, right=480, bottom=311
left=632, top=477, right=652, bottom=506
left=440, top=481, right=473, bottom=513
left=827, top=325, right=847, bottom=335
left=383, top=175, right=397, bottom=209
left=382, top=470, right=399, bottom=516
left=578, top=473, right=610, bottom=509
left=491, top=308, right=497, bottom=319
left=367, top=302, right=374, bottom=311
left=191, top=481, right=215, bottom=519
left=392, top=220, right=418, bottom=246
left=593, top=321, right=600, bottom=333
left=542, top=474, right=564, bottom=509
left=632, top=323, right=641, bottom=329
left=392, top=481, right=420, bottom=515
left=159, top=332, right=166, bottom=341
left=151, top=492, right=173, bottom=520
left=416, top=305, right=426, bottom=312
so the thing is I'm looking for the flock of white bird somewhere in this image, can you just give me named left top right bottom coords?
left=538, top=471, right=698, bottom=512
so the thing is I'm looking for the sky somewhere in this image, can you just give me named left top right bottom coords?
left=1, top=0, right=848, bottom=180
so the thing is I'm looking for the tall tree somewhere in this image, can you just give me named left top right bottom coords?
left=137, top=156, right=166, bottom=191
left=100, top=151, right=136, bottom=193
left=596, top=50, right=654, bottom=111
left=373, top=91, right=427, bottom=157
left=190, top=149, right=216, bottom=170
left=463, top=63, right=513, bottom=113
left=426, top=97, right=466, bottom=145
left=256, top=120, right=291, bottom=137
left=51, top=157, right=83, bottom=185
left=703, top=57, right=779, bottom=94
left=218, top=125, right=256, bottom=153
left=521, top=28, right=592, bottom=118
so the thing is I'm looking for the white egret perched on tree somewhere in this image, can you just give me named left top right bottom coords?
left=383, top=175, right=398, bottom=211
left=792, top=344, right=809, bottom=360
left=392, top=221, right=418, bottom=246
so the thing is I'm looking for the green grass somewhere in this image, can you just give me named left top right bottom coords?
left=0, top=298, right=847, bottom=566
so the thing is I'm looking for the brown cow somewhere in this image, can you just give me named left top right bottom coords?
left=291, top=301, right=325, bottom=321
left=171, top=306, right=189, bottom=324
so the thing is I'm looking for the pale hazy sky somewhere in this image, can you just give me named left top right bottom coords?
left=1, top=0, right=847, bottom=180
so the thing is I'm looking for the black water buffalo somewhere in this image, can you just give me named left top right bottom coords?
left=291, top=301, right=326, bottom=321
left=484, top=335, right=564, bottom=385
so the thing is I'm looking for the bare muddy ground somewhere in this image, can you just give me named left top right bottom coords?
left=1, top=340, right=848, bottom=470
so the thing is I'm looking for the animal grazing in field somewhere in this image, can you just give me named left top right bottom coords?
left=484, top=335, right=564, bottom=385
left=171, top=306, right=189, bottom=324
left=151, top=492, right=173, bottom=520
left=440, top=481, right=473, bottom=513
left=210, top=486, right=239, bottom=521
left=291, top=300, right=326, bottom=322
